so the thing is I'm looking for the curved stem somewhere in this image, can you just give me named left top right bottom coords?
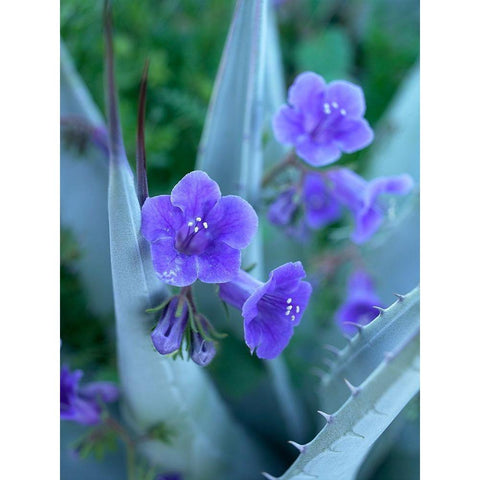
left=261, top=149, right=297, bottom=187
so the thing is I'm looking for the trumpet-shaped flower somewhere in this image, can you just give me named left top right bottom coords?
left=327, top=168, right=414, bottom=243
left=273, top=72, right=374, bottom=166
left=60, top=365, right=119, bottom=425
left=219, top=262, right=312, bottom=359
left=336, top=270, right=382, bottom=335
left=141, top=171, right=258, bottom=286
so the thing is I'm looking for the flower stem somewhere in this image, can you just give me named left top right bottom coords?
left=105, top=416, right=137, bottom=480
left=261, top=150, right=298, bottom=187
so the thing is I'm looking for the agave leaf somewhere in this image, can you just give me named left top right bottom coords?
left=104, top=4, right=263, bottom=478
left=275, top=288, right=419, bottom=480
left=60, top=42, right=113, bottom=317
left=362, top=64, right=420, bottom=301
left=195, top=0, right=308, bottom=442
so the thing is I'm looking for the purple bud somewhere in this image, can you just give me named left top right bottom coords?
left=336, top=270, right=382, bottom=335
left=190, top=316, right=216, bottom=367
left=151, top=297, right=188, bottom=355
left=267, top=188, right=299, bottom=226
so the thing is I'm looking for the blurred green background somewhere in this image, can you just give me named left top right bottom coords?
left=61, top=0, right=419, bottom=477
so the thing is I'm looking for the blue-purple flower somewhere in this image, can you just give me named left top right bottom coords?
left=327, top=168, right=414, bottom=243
left=141, top=171, right=258, bottom=286
left=303, top=172, right=342, bottom=229
left=267, top=173, right=341, bottom=233
left=336, top=270, right=382, bottom=335
left=219, top=262, right=312, bottom=359
left=151, top=297, right=188, bottom=355
left=273, top=72, right=374, bottom=166
left=60, top=365, right=119, bottom=425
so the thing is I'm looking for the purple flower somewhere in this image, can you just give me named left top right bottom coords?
left=151, top=297, right=188, bottom=355
left=336, top=270, right=382, bottom=335
left=267, top=188, right=299, bottom=226
left=141, top=171, right=258, bottom=286
left=189, top=316, right=216, bottom=367
left=273, top=72, right=374, bottom=166
left=303, top=172, right=342, bottom=229
left=219, top=262, right=312, bottom=359
left=60, top=366, right=119, bottom=425
left=327, top=168, right=414, bottom=243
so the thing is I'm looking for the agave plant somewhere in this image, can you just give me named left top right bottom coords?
left=60, top=1, right=419, bottom=479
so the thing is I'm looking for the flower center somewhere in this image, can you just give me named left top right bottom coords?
left=310, top=101, right=347, bottom=142
left=175, top=217, right=210, bottom=255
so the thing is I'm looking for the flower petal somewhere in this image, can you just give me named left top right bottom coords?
left=364, top=175, right=414, bottom=207
left=327, top=168, right=367, bottom=211
left=326, top=80, right=367, bottom=117
left=197, top=241, right=241, bottom=283
left=206, top=195, right=258, bottom=249
left=170, top=170, right=221, bottom=220
left=81, top=382, right=119, bottom=403
left=351, top=206, right=384, bottom=244
left=141, top=196, right=183, bottom=242
left=268, top=188, right=298, bottom=226
left=333, top=118, right=374, bottom=153
left=296, top=136, right=341, bottom=167
left=272, top=106, right=305, bottom=144
left=303, top=173, right=341, bottom=229
left=245, top=315, right=294, bottom=359
left=150, top=237, right=198, bottom=286
left=288, top=71, right=326, bottom=112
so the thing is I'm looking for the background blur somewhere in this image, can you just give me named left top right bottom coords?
left=61, top=0, right=419, bottom=478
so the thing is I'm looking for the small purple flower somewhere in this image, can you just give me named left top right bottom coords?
left=303, top=172, right=342, bottom=229
left=151, top=297, right=188, bottom=355
left=267, top=188, right=299, bottom=226
left=61, top=365, right=119, bottom=425
left=327, top=168, right=414, bottom=243
left=189, top=316, right=216, bottom=367
left=219, top=262, right=312, bottom=359
left=336, top=270, right=382, bottom=335
left=141, top=171, right=258, bottom=286
left=273, top=72, right=374, bottom=166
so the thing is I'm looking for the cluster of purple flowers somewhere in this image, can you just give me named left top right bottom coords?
left=269, top=71, right=414, bottom=244
left=141, top=171, right=312, bottom=362
left=269, top=168, right=413, bottom=243
left=60, top=365, right=118, bottom=425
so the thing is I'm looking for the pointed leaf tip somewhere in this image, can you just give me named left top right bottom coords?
left=372, top=305, right=386, bottom=314
left=343, top=321, right=365, bottom=333
left=136, top=59, right=150, bottom=206
left=394, top=293, right=405, bottom=301
left=323, top=344, right=341, bottom=356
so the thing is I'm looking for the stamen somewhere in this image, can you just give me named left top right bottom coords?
left=203, top=222, right=208, bottom=229
left=332, top=101, right=338, bottom=108
left=296, top=306, right=300, bottom=314
left=340, top=109, right=346, bottom=116
left=287, top=298, right=292, bottom=304
left=187, top=221, right=194, bottom=227
left=291, top=315, right=296, bottom=321
left=194, top=226, right=199, bottom=233
left=323, top=103, right=331, bottom=114
left=196, top=217, right=202, bottom=222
